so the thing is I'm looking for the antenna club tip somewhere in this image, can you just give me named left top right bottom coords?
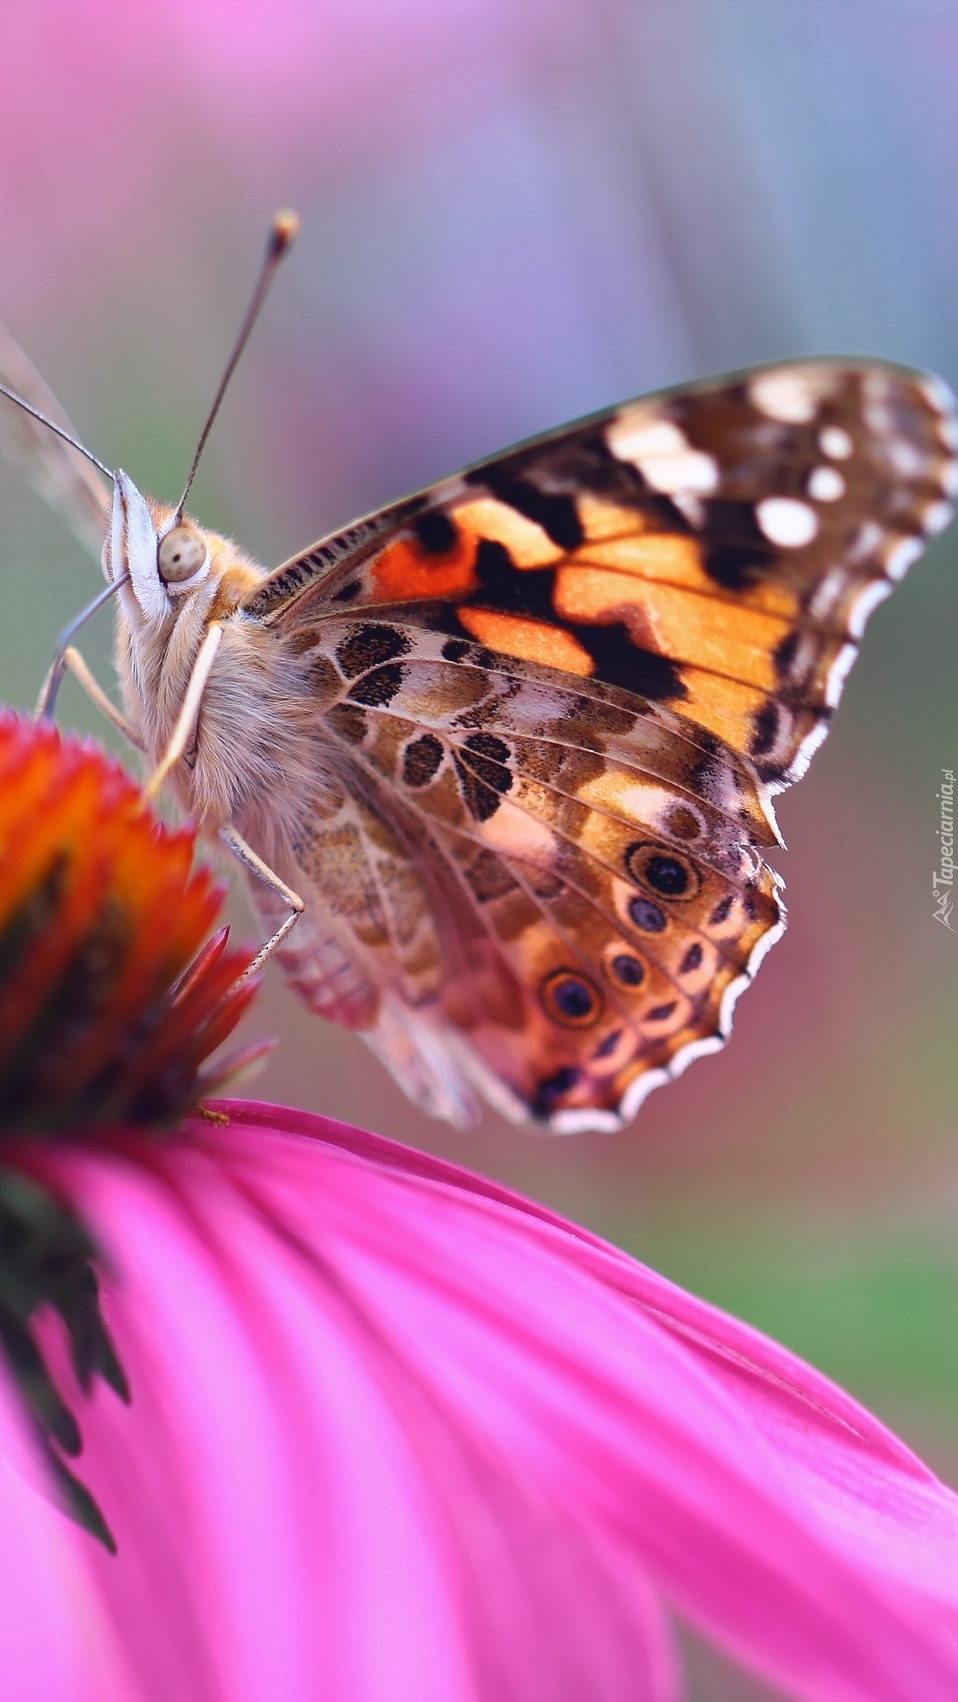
left=269, top=209, right=301, bottom=256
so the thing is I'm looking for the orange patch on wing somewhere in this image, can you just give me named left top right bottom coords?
left=649, top=586, right=786, bottom=689
left=453, top=498, right=564, bottom=567
left=736, top=580, right=800, bottom=623
left=458, top=608, right=594, bottom=675
left=371, top=533, right=477, bottom=602
left=676, top=667, right=768, bottom=753
left=575, top=495, right=653, bottom=542
left=553, top=567, right=661, bottom=651
left=575, top=532, right=800, bottom=622
left=555, top=567, right=788, bottom=691
left=576, top=533, right=704, bottom=585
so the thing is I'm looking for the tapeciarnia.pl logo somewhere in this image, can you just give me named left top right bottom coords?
left=933, top=767, right=955, bottom=930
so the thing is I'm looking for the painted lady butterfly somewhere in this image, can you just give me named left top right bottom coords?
left=3, top=269, right=956, bottom=1130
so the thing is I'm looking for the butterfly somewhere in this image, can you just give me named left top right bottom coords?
left=2, top=240, right=956, bottom=1131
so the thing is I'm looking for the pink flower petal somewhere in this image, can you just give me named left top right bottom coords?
left=0, top=1354, right=131, bottom=1700
left=17, top=1103, right=958, bottom=1701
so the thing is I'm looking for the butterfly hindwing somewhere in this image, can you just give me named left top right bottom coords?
left=266, top=630, right=782, bottom=1128
left=238, top=359, right=956, bottom=1127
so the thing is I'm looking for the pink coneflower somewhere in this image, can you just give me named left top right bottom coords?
left=2, top=711, right=958, bottom=1701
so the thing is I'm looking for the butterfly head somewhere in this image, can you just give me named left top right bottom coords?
left=102, top=468, right=264, bottom=635
left=102, top=470, right=213, bottom=625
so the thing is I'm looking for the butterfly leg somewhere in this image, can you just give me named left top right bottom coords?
left=35, top=572, right=130, bottom=724
left=218, top=824, right=305, bottom=982
left=144, top=622, right=224, bottom=799
left=35, top=645, right=146, bottom=750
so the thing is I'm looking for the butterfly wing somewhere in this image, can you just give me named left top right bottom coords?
left=265, top=634, right=783, bottom=1129
left=249, top=359, right=957, bottom=793
left=242, top=360, right=957, bottom=1127
left=0, top=323, right=111, bottom=556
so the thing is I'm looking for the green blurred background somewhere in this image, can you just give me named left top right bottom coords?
left=1, top=4, right=957, bottom=1692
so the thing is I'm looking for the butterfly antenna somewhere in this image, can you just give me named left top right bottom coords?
left=0, top=380, right=114, bottom=481
left=175, top=209, right=300, bottom=523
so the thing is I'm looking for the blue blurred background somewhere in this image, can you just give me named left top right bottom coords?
left=1, top=4, right=957, bottom=1692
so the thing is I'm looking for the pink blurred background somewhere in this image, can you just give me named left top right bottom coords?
left=1, top=6, right=956, bottom=1692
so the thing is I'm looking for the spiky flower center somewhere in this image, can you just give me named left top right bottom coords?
left=0, top=712, right=264, bottom=1545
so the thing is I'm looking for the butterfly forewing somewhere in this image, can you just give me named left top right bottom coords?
left=248, top=360, right=957, bottom=788
left=231, top=359, right=956, bottom=1129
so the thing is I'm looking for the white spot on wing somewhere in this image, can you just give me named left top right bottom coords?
left=807, top=466, right=845, bottom=502
left=603, top=874, right=788, bottom=1131
left=825, top=642, right=859, bottom=708
left=779, top=632, right=816, bottom=680
left=847, top=519, right=885, bottom=567
left=756, top=497, right=818, bottom=547
left=617, top=1038, right=725, bottom=1127
left=923, top=499, right=953, bottom=535
left=818, top=425, right=853, bottom=459
left=885, top=537, right=922, bottom=581
left=551, top=1106, right=622, bottom=1135
left=614, top=782, right=702, bottom=832
left=642, top=452, right=719, bottom=495
left=780, top=715, right=832, bottom=789
left=886, top=439, right=926, bottom=479
left=610, top=418, right=686, bottom=458
left=718, top=902, right=787, bottom=1036
left=607, top=412, right=718, bottom=494
left=671, top=492, right=705, bottom=528
left=918, top=371, right=958, bottom=429
left=862, top=374, right=900, bottom=440
left=847, top=577, right=892, bottom=639
left=808, top=566, right=849, bottom=622
left=749, top=370, right=819, bottom=424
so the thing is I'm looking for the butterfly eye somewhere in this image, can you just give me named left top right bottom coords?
left=158, top=526, right=209, bottom=586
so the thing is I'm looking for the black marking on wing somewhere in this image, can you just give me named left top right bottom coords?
left=573, top=625, right=687, bottom=700
left=347, top=662, right=407, bottom=707
left=402, top=734, right=445, bottom=788
left=327, top=703, right=369, bottom=744
left=593, top=1029, right=624, bottom=1059
left=697, top=500, right=775, bottom=591
left=471, top=541, right=555, bottom=612
left=336, top=623, right=411, bottom=678
left=466, top=426, right=699, bottom=539
left=442, top=533, right=689, bottom=702
left=532, top=1066, right=582, bottom=1118
left=750, top=702, right=780, bottom=758
left=453, top=733, right=514, bottom=822
left=773, top=629, right=801, bottom=679
left=470, top=465, right=584, bottom=551
left=414, top=510, right=459, bottom=554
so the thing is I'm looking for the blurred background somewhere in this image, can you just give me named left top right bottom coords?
left=1, top=2, right=957, bottom=1693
